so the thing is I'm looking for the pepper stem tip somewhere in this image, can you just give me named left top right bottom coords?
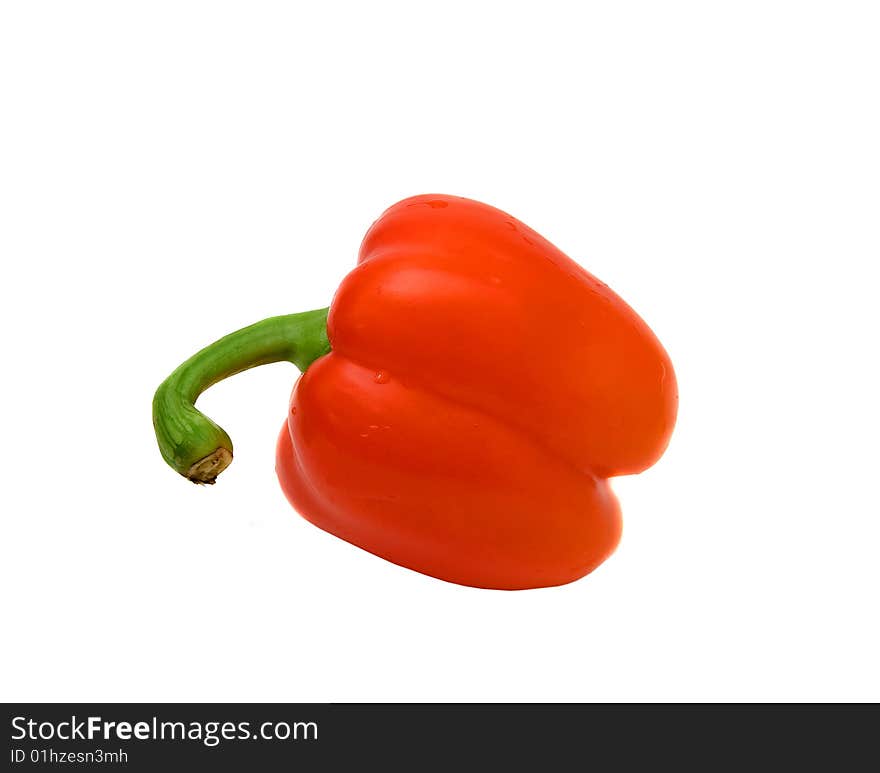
left=186, top=447, right=233, bottom=484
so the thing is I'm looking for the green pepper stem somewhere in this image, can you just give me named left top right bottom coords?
left=152, top=308, right=330, bottom=483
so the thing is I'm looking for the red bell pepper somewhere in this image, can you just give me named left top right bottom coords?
left=153, top=194, right=677, bottom=589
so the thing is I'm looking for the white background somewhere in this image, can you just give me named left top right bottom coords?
left=1, top=1, right=878, bottom=702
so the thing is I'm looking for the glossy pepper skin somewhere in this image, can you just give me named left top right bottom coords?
left=153, top=194, right=676, bottom=590
left=277, top=195, right=677, bottom=589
